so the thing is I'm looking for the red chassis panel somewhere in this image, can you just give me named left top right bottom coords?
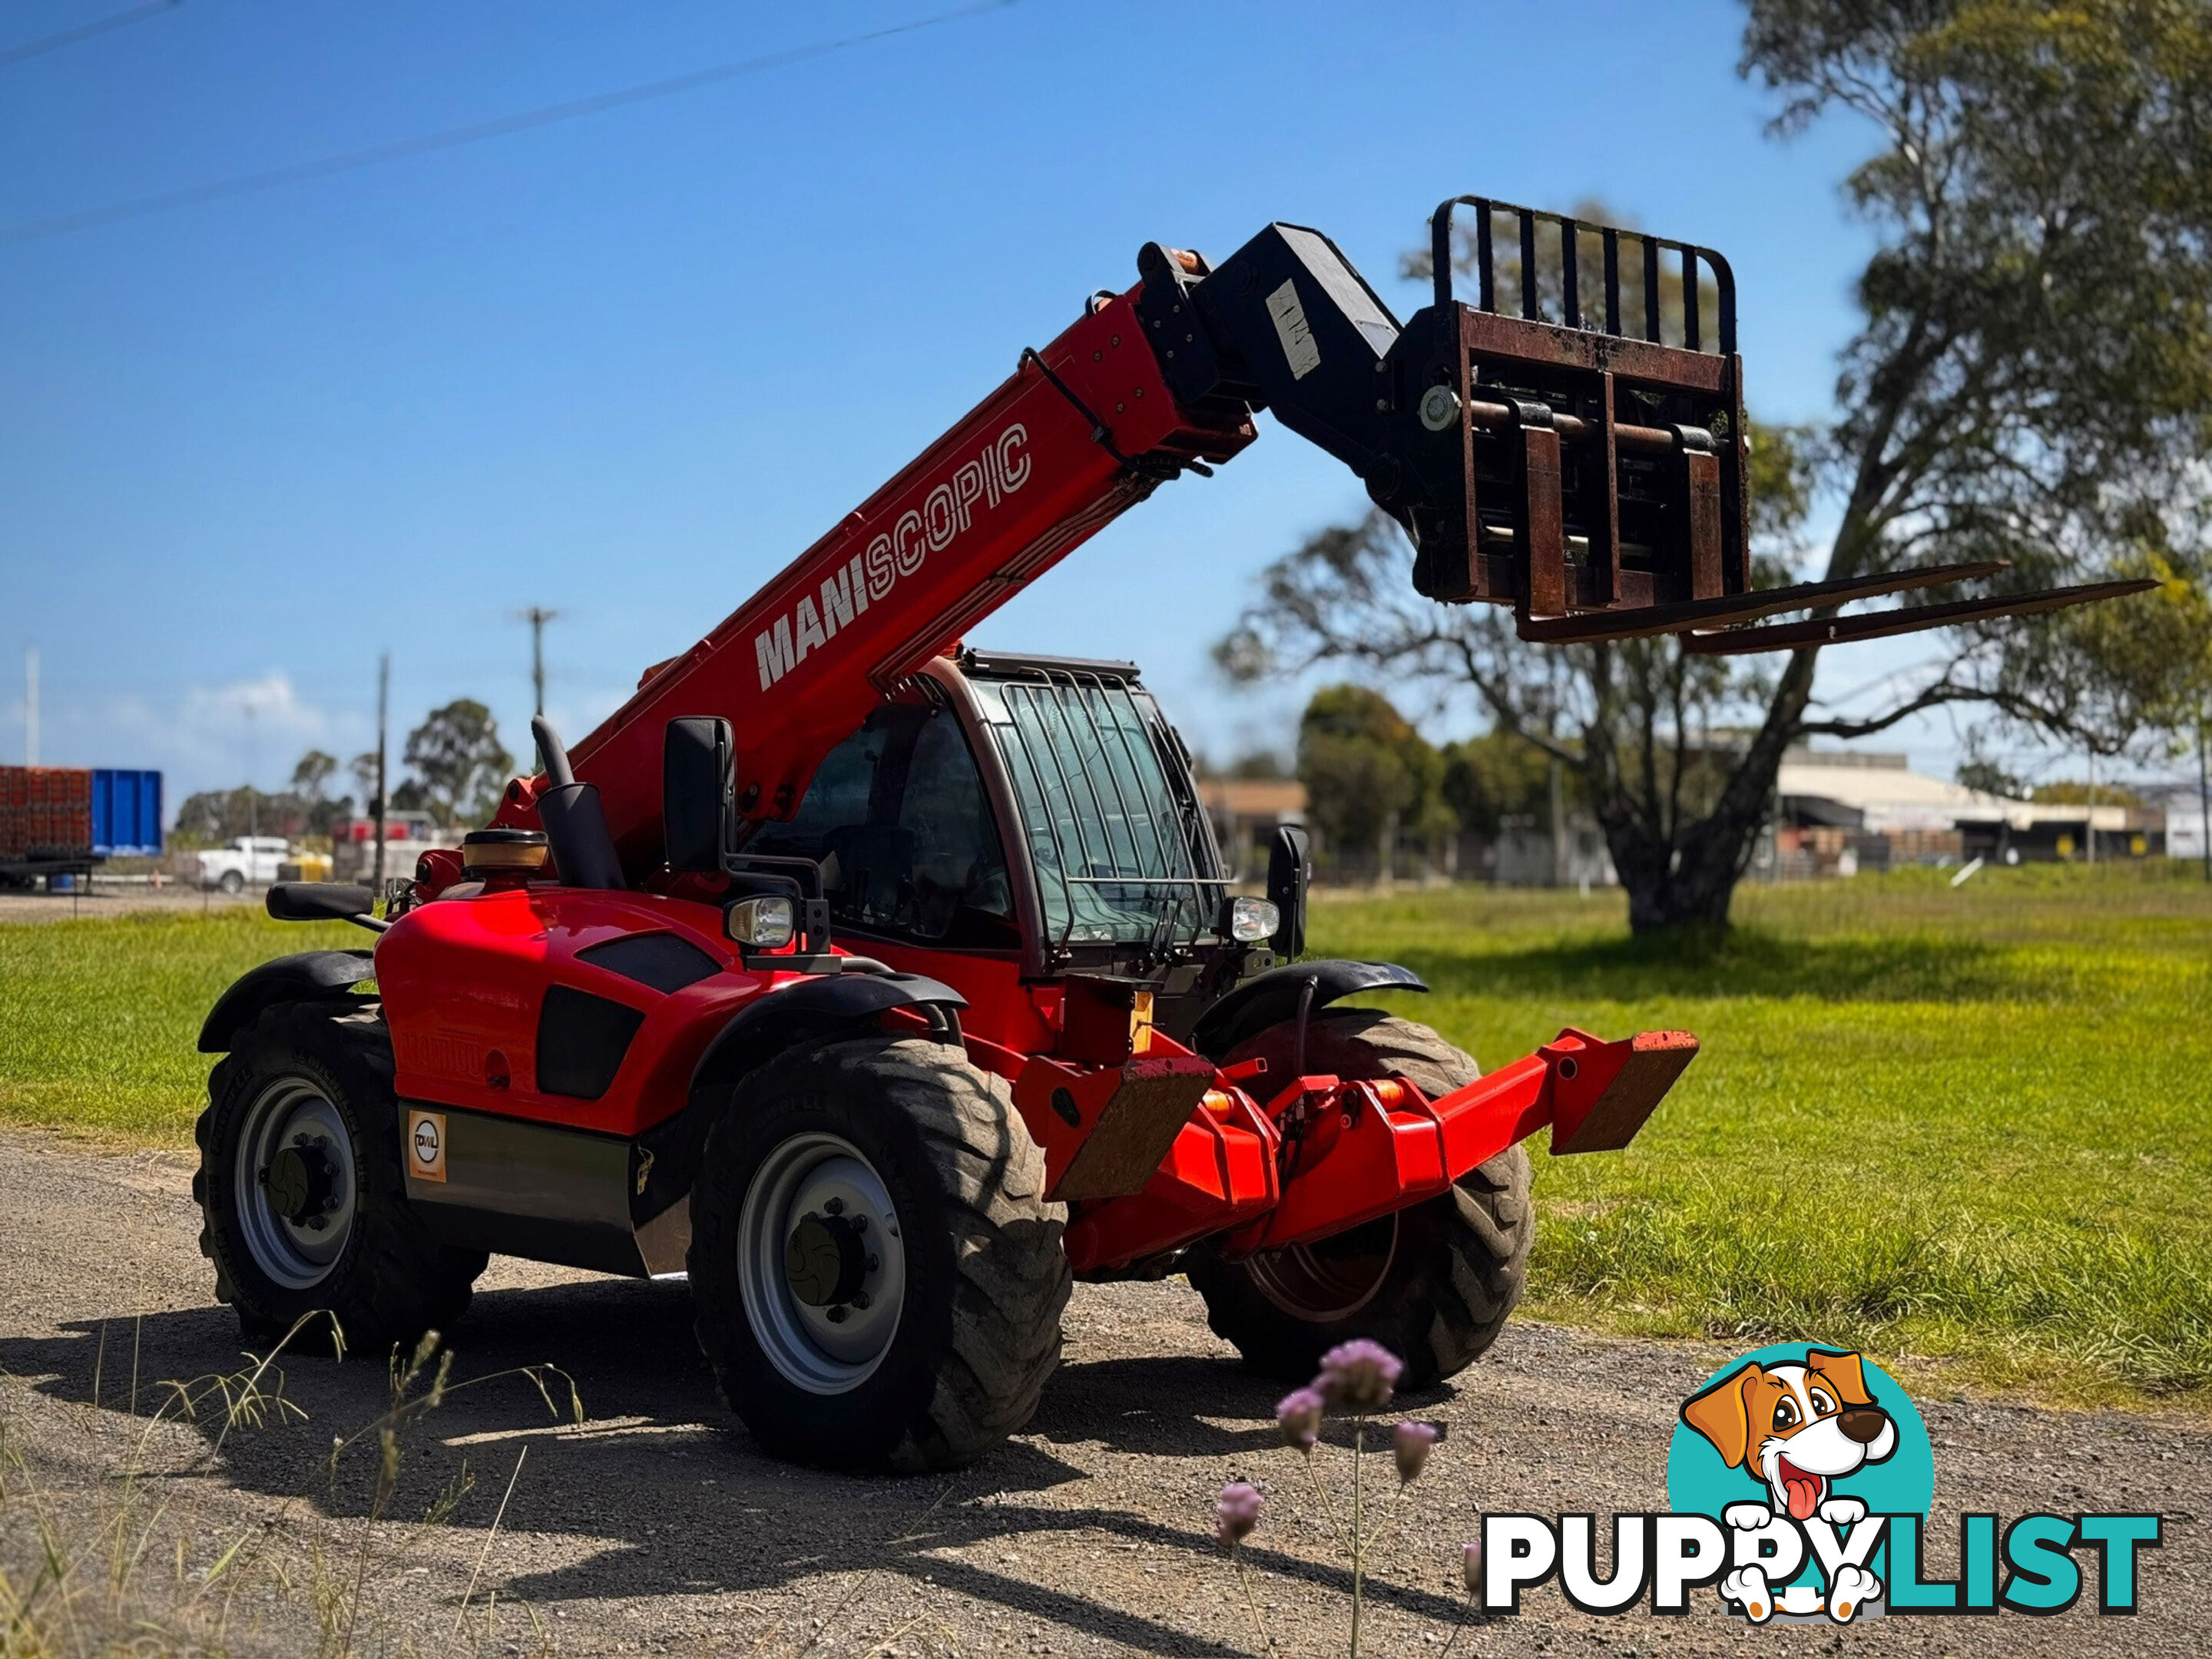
left=373, top=888, right=1694, bottom=1271
left=373, top=886, right=764, bottom=1137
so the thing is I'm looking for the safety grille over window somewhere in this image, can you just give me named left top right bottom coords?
left=967, top=669, right=1224, bottom=949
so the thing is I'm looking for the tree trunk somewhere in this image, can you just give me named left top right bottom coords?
left=1591, top=644, right=1820, bottom=935
left=1608, top=803, right=1767, bottom=933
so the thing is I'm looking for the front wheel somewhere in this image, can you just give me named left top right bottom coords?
left=217, top=869, right=246, bottom=896
left=1187, top=1009, right=1533, bottom=1388
left=688, top=1035, right=1071, bottom=1472
left=194, top=1003, right=485, bottom=1355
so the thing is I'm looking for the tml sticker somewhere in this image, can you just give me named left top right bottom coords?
left=407, top=1110, right=447, bottom=1183
left=1266, top=280, right=1321, bottom=379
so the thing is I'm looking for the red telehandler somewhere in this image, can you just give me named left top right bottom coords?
left=193, top=199, right=2143, bottom=1470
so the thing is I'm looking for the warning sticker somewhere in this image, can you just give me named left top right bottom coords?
left=407, top=1110, right=447, bottom=1184
left=1265, top=280, right=1321, bottom=379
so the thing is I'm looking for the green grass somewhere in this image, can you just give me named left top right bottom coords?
left=3, top=868, right=2209, bottom=1408
left=0, top=907, right=356, bottom=1141
left=1310, top=863, right=2212, bottom=1409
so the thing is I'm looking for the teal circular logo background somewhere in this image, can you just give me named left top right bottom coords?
left=1667, top=1343, right=1934, bottom=1584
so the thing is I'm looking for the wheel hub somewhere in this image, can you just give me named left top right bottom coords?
left=262, top=1137, right=339, bottom=1226
left=783, top=1210, right=869, bottom=1308
left=737, top=1135, right=906, bottom=1394
left=233, top=1078, right=358, bottom=1290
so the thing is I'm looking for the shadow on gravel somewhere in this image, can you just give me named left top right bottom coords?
left=0, top=1278, right=1470, bottom=1654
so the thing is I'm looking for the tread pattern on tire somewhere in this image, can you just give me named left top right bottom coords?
left=689, top=1035, right=1070, bottom=1472
left=193, top=1002, right=485, bottom=1357
left=1187, top=1008, right=1533, bottom=1388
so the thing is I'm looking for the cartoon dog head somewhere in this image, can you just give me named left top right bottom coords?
left=1680, top=1349, right=1897, bottom=1521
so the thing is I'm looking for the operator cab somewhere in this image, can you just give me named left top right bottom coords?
left=738, top=649, right=1289, bottom=1037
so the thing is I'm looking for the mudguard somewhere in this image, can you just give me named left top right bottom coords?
left=688, top=969, right=969, bottom=1094
left=1187, top=959, right=1428, bottom=1061
left=197, top=950, right=377, bottom=1053
left=630, top=969, right=972, bottom=1235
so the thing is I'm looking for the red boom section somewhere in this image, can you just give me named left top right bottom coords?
left=518, top=288, right=1253, bottom=870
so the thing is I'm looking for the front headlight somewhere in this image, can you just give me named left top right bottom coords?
left=726, top=894, right=797, bottom=949
left=1226, top=896, right=1280, bottom=944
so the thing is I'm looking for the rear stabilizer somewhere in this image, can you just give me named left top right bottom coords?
left=1544, top=1028, right=1700, bottom=1154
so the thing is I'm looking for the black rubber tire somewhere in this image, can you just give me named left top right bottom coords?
left=218, top=869, right=245, bottom=896
left=688, top=1035, right=1070, bottom=1472
left=1186, top=1008, right=1533, bottom=1388
left=194, top=1002, right=486, bottom=1356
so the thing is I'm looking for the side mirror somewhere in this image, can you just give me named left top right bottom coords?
left=664, top=717, right=735, bottom=874
left=1265, top=826, right=1310, bottom=957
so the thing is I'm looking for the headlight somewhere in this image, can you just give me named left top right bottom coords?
left=1226, top=896, right=1280, bottom=944
left=726, top=894, right=797, bottom=949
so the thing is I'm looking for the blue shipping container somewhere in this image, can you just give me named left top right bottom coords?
left=91, top=769, right=163, bottom=856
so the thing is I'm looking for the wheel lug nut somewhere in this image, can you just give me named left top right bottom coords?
left=851, top=1292, right=870, bottom=1310
left=866, top=1254, right=879, bottom=1272
left=826, top=1305, right=848, bottom=1323
left=825, top=1197, right=845, bottom=1215
left=849, top=1215, right=867, bottom=1233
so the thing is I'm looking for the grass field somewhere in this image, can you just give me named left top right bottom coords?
left=2, top=868, right=2208, bottom=1407
left=1313, top=865, right=2212, bottom=1408
left=0, top=906, right=358, bottom=1141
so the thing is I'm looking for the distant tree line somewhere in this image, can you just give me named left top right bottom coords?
left=172, top=700, right=514, bottom=845
left=1212, top=684, right=1577, bottom=881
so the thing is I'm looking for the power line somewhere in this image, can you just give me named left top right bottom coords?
left=2, top=0, right=1013, bottom=247
left=0, top=0, right=178, bottom=71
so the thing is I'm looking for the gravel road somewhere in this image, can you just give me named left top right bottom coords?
left=0, top=883, right=257, bottom=923
left=2, top=1125, right=2203, bottom=1657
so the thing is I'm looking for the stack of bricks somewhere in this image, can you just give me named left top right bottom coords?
left=0, top=766, right=92, bottom=859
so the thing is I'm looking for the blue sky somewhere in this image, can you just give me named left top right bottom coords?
left=2, top=0, right=2023, bottom=816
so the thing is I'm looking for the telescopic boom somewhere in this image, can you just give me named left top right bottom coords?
left=505, top=197, right=2148, bottom=876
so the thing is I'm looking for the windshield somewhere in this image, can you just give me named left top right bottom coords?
left=967, top=670, right=1224, bottom=949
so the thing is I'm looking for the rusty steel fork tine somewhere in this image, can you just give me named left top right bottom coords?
left=1680, top=578, right=2161, bottom=655
left=1514, top=560, right=2011, bottom=644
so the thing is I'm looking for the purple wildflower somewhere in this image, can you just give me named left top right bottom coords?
left=1462, top=1540, right=1483, bottom=1595
left=1392, top=1420, right=1439, bottom=1484
left=1214, top=1480, right=1263, bottom=1546
left=1314, top=1338, right=1402, bottom=1412
left=1276, top=1386, right=1324, bottom=1452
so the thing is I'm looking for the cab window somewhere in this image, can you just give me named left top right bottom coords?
left=742, top=701, right=1019, bottom=951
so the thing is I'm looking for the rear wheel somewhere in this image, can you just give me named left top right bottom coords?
left=217, top=869, right=245, bottom=896
left=1187, top=1009, right=1532, bottom=1387
left=688, top=1035, right=1070, bottom=1472
left=194, top=1003, right=485, bottom=1355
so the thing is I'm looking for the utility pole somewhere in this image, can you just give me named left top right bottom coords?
left=2198, top=708, right=2210, bottom=883
left=245, top=702, right=257, bottom=840
left=518, top=607, right=558, bottom=773
left=1548, top=754, right=1568, bottom=888
left=374, top=654, right=389, bottom=888
left=23, top=646, right=36, bottom=767
left=2085, top=747, right=2098, bottom=866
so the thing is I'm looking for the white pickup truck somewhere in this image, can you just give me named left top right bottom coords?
left=194, top=836, right=295, bottom=894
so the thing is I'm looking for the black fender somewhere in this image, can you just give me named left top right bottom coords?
left=689, top=970, right=968, bottom=1094
left=634, top=969, right=969, bottom=1225
left=197, top=950, right=376, bottom=1054
left=1188, top=959, right=1427, bottom=1061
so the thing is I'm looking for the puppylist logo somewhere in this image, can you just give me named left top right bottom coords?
left=1478, top=1343, right=2163, bottom=1624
